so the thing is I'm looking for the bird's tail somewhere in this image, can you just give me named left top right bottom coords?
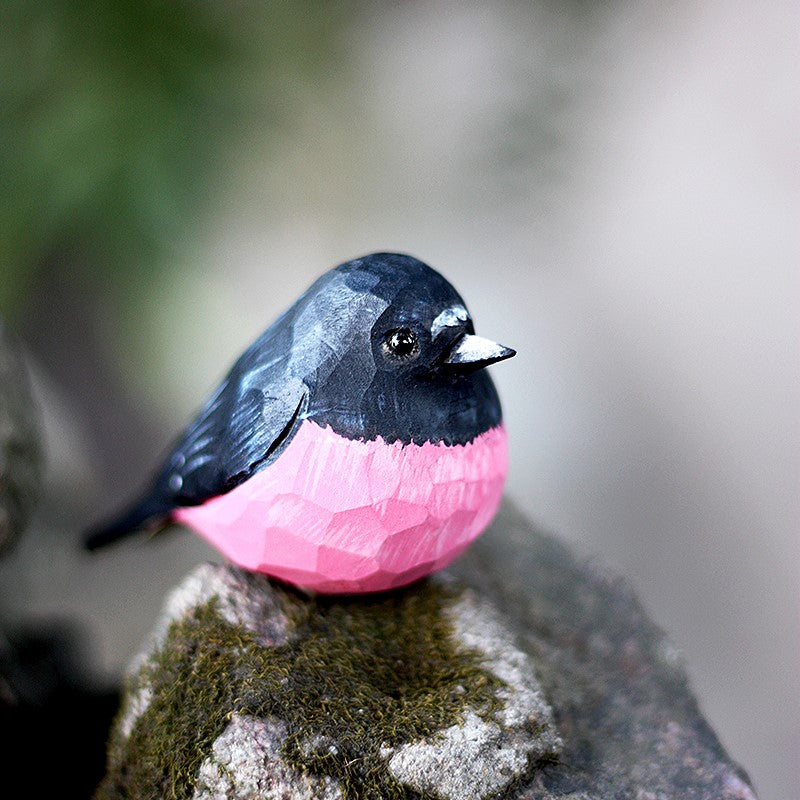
left=84, top=493, right=173, bottom=551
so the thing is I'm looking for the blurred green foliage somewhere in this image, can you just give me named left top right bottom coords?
left=0, top=0, right=350, bottom=316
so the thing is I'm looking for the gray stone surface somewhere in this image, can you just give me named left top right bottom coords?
left=448, top=503, right=759, bottom=800
left=137, top=561, right=291, bottom=658
left=193, top=714, right=344, bottom=800
left=0, top=319, right=42, bottom=554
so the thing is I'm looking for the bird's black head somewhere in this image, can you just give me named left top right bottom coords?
left=293, top=252, right=515, bottom=445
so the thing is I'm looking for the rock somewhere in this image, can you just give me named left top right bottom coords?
left=95, top=561, right=560, bottom=800
left=95, top=504, right=758, bottom=800
left=194, top=714, right=344, bottom=800
left=382, top=585, right=561, bottom=800
left=0, top=319, right=42, bottom=554
left=449, top=503, right=759, bottom=800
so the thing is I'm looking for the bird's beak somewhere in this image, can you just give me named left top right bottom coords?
left=443, top=334, right=516, bottom=371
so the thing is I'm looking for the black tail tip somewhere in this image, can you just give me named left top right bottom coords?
left=82, top=496, right=172, bottom=552
left=84, top=524, right=125, bottom=552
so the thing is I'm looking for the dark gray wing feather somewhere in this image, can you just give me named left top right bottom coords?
left=85, top=323, right=308, bottom=550
left=168, top=376, right=308, bottom=503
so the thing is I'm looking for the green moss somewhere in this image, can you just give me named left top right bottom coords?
left=95, top=581, right=505, bottom=800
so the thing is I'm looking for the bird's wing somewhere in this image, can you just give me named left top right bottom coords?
left=85, top=338, right=308, bottom=550
left=164, top=372, right=308, bottom=504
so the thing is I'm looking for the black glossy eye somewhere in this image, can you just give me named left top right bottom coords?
left=382, top=328, right=420, bottom=361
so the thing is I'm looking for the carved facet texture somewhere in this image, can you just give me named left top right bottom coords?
left=174, top=422, right=507, bottom=593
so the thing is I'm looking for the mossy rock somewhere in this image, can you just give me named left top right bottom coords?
left=95, top=503, right=759, bottom=799
left=96, top=564, right=560, bottom=800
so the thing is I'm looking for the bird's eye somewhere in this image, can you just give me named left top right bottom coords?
left=382, top=328, right=420, bottom=361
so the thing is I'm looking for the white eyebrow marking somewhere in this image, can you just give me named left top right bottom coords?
left=431, top=304, right=469, bottom=337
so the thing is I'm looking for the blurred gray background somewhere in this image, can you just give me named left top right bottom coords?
left=1, top=1, right=797, bottom=798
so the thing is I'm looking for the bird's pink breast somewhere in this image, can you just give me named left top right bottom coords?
left=173, top=421, right=507, bottom=593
